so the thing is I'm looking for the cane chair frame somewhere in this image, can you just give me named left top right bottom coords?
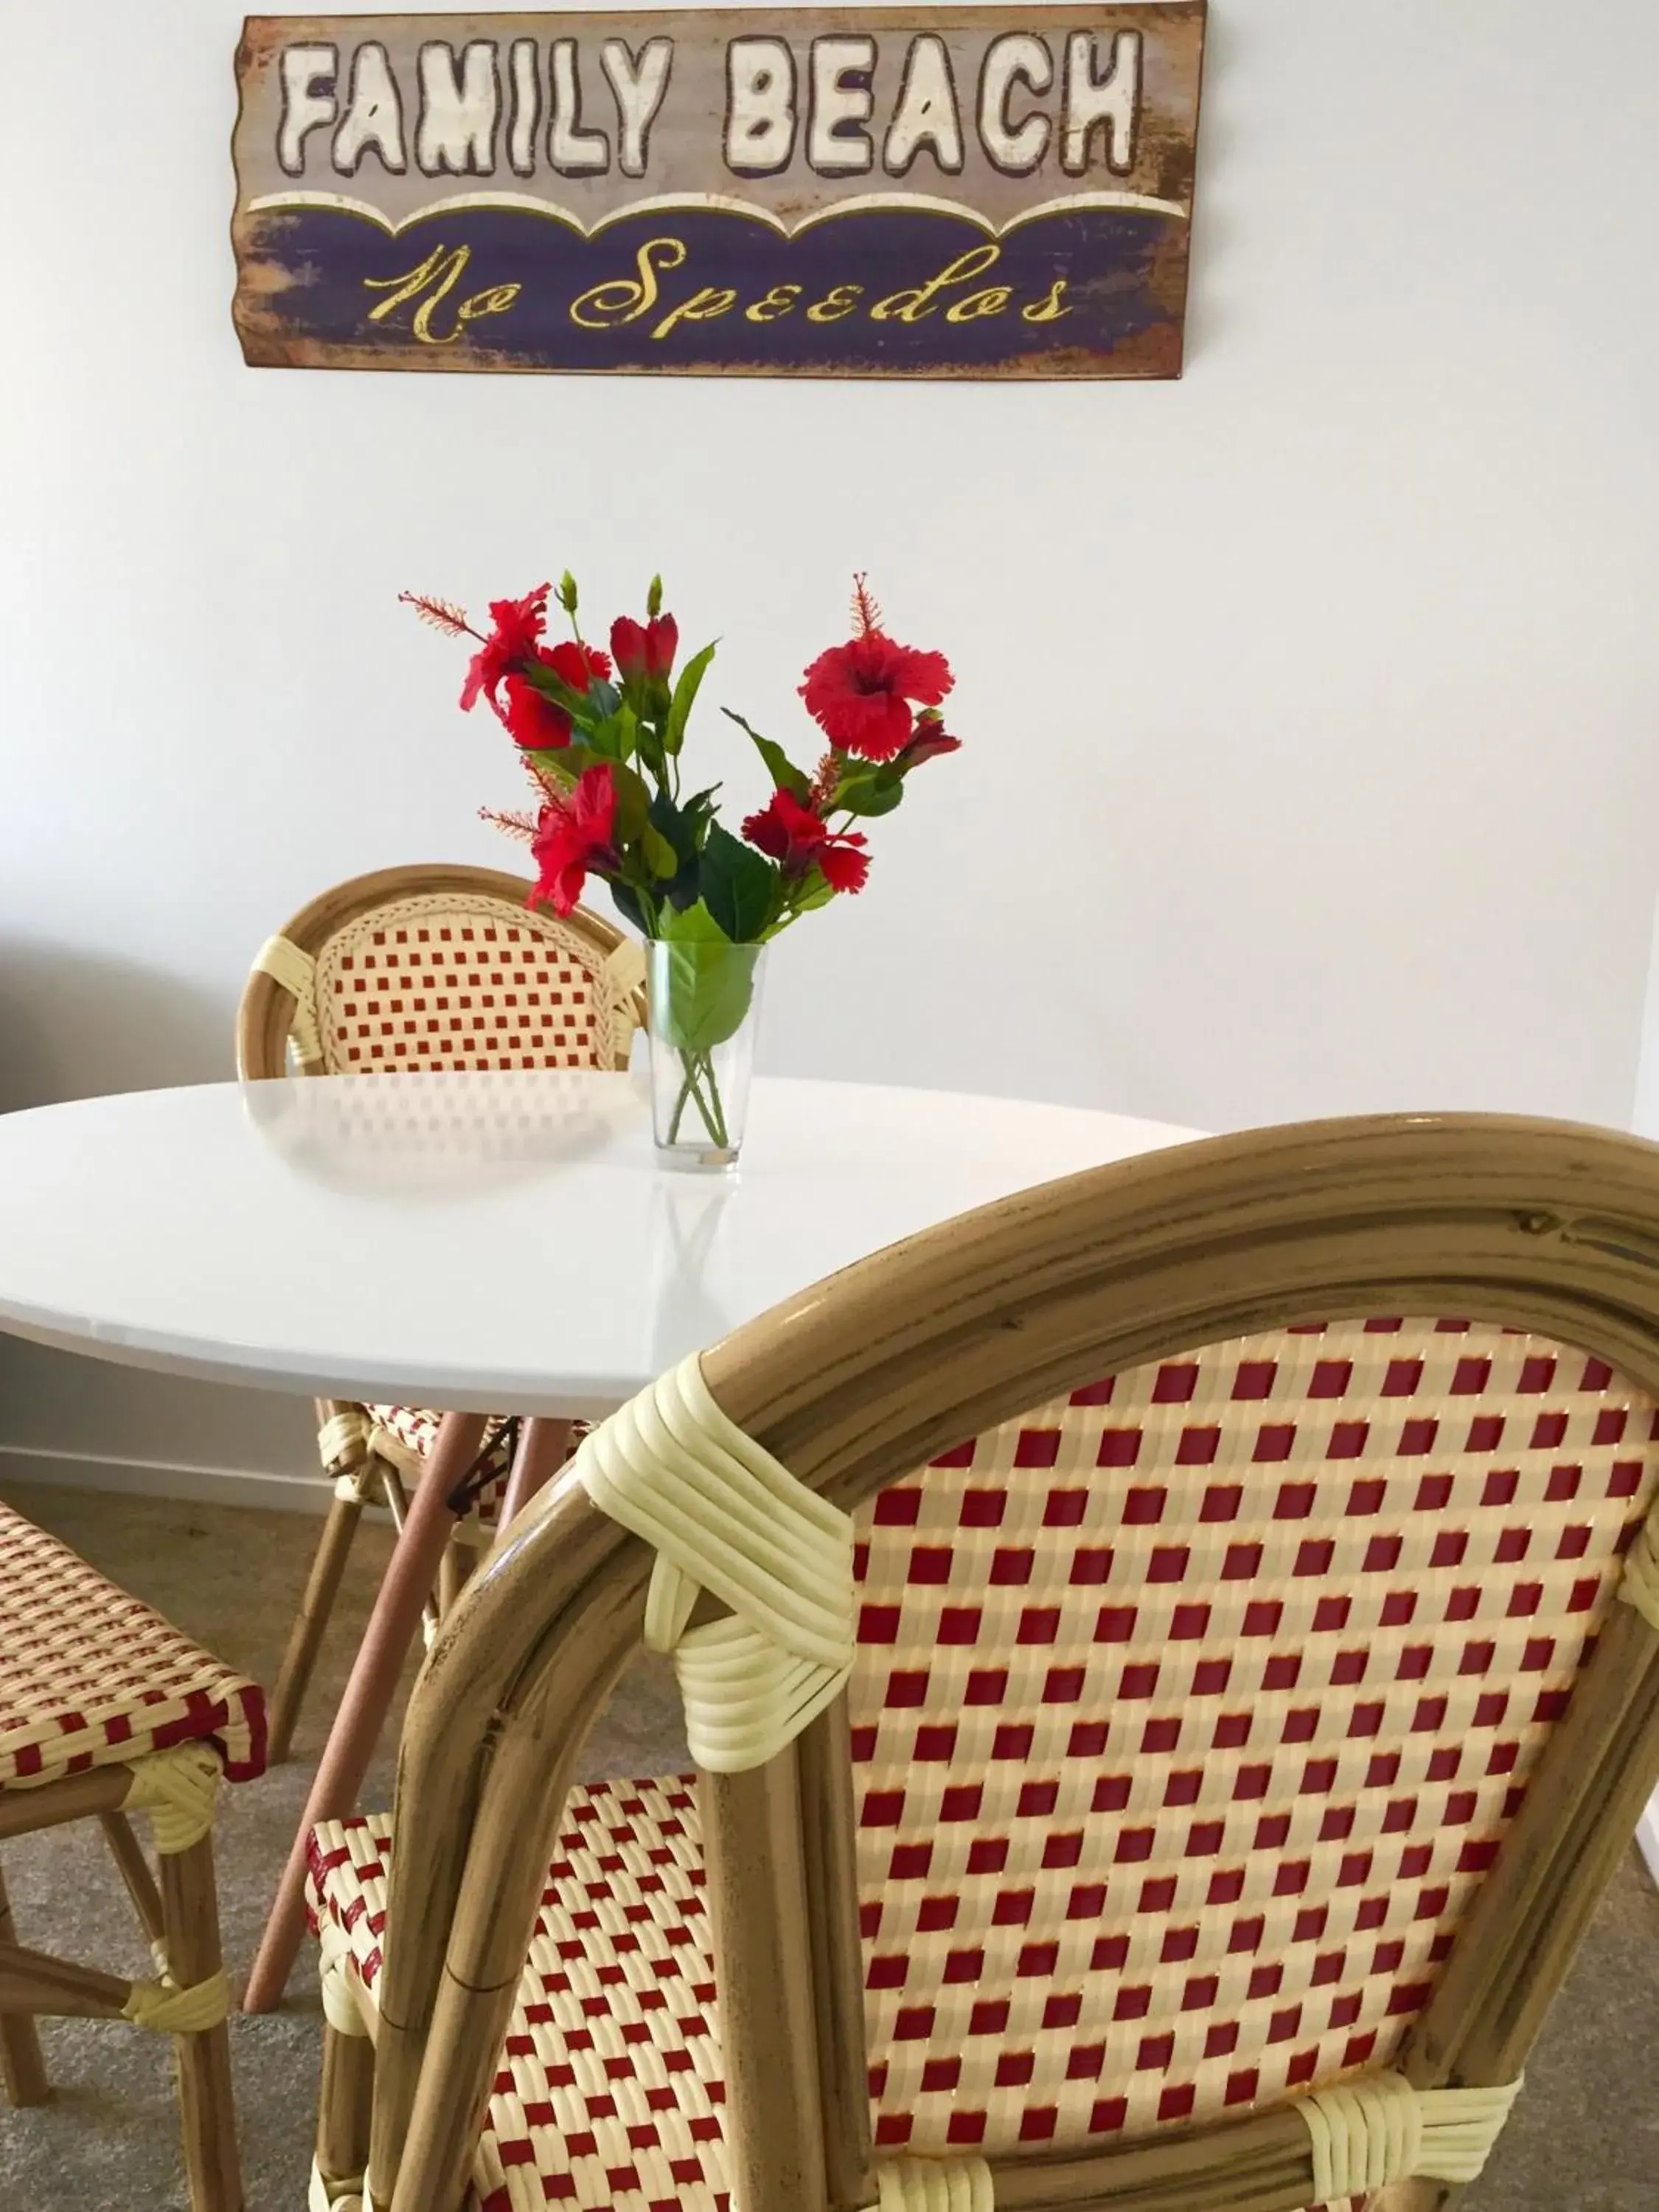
left=236, top=863, right=646, bottom=1763
left=0, top=1767, right=241, bottom=2207
left=317, top=1113, right=1659, bottom=2212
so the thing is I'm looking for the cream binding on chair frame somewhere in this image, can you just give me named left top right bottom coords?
left=570, top=1355, right=1528, bottom=2212
left=304, top=1116, right=1659, bottom=2212
left=236, top=864, right=647, bottom=1763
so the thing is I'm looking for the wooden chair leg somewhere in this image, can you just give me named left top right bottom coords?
left=0, top=1856, right=49, bottom=2107
left=98, top=1809, right=167, bottom=1958
left=268, top=1481, right=372, bottom=1764
left=498, top=1417, right=574, bottom=1529
left=316, top=2021, right=375, bottom=2199
left=437, top=1534, right=476, bottom=1616
left=159, top=1831, right=243, bottom=2212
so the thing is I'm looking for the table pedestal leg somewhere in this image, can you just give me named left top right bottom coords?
left=498, top=1418, right=574, bottom=1529
left=242, top=1411, right=488, bottom=2014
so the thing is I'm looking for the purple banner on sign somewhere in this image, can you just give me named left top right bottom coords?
left=240, top=202, right=1183, bottom=376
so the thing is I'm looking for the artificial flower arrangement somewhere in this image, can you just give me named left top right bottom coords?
left=402, top=571, right=959, bottom=1158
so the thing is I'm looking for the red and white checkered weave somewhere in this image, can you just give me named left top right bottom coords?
left=313, top=895, right=619, bottom=1074
left=365, top=1405, right=518, bottom=1523
left=307, top=1778, right=727, bottom=2212
left=362, top=1408, right=590, bottom=1528
left=850, top=1318, right=1658, bottom=2170
left=0, top=1503, right=266, bottom=1788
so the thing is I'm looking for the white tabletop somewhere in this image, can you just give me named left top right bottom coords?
left=0, top=1074, right=1202, bottom=1418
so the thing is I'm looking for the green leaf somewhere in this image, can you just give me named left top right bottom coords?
left=664, top=641, right=717, bottom=756
left=520, top=661, right=590, bottom=716
left=647, top=791, right=699, bottom=863
left=720, top=709, right=813, bottom=799
left=699, top=823, right=778, bottom=943
left=609, top=762, right=653, bottom=847
left=653, top=908, right=762, bottom=1054
left=657, top=899, right=728, bottom=945
left=587, top=677, right=622, bottom=721
left=790, top=869, right=837, bottom=915
left=634, top=716, right=665, bottom=782
left=610, top=881, right=651, bottom=936
left=653, top=785, right=721, bottom=911
left=522, top=747, right=576, bottom=792
left=836, top=765, right=905, bottom=818
left=583, top=700, right=645, bottom=762
left=641, top=822, right=680, bottom=879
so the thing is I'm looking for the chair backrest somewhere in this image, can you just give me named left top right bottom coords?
left=364, top=1114, right=1659, bottom=2212
left=849, top=1315, right=1653, bottom=2166
left=236, top=863, right=645, bottom=1079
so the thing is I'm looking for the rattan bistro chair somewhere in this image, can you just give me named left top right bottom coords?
left=301, top=1113, right=1659, bottom=2212
left=0, top=1500, right=265, bottom=2211
left=236, top=863, right=646, bottom=1762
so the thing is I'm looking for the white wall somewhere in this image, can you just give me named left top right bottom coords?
left=5, top=0, right=1659, bottom=1495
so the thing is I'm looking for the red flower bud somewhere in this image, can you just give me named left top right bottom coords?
left=610, top=612, right=679, bottom=685
left=897, top=722, right=963, bottom=769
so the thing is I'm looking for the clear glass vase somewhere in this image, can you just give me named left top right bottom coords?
left=646, top=938, right=767, bottom=1169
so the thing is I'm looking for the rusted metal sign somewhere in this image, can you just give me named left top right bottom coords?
left=232, top=7, right=1205, bottom=379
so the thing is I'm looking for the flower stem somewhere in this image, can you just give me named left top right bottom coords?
left=700, top=1058, right=730, bottom=1149
left=667, top=1051, right=728, bottom=1150
left=667, top=1059, right=695, bottom=1145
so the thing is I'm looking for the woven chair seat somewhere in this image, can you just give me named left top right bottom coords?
left=364, top=1405, right=518, bottom=1521
left=307, top=1784, right=1366, bottom=2212
left=0, top=1503, right=266, bottom=1788
left=364, top=1407, right=591, bottom=1526
left=308, top=1777, right=726, bottom=2212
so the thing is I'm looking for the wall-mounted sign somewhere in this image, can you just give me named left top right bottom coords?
left=232, top=7, right=1205, bottom=380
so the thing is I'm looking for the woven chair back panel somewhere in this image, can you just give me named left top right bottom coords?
left=847, top=1318, right=1659, bottom=2163
left=0, top=1506, right=267, bottom=1787
left=312, top=894, right=618, bottom=1073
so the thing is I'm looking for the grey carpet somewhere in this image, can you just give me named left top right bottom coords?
left=0, top=1482, right=1654, bottom=2209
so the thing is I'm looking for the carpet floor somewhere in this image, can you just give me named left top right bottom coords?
left=0, top=1481, right=1655, bottom=2210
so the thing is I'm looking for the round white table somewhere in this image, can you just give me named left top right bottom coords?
left=0, top=1071, right=1200, bottom=1411
left=0, top=1071, right=1203, bottom=2004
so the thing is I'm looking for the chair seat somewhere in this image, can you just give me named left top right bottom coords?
left=307, top=1778, right=728, bottom=2211
left=310, top=1790, right=1368, bottom=2212
left=308, top=1778, right=1369, bottom=2212
left=364, top=1406, right=590, bottom=1526
left=365, top=1405, right=519, bottom=1520
left=0, top=1503, right=266, bottom=1788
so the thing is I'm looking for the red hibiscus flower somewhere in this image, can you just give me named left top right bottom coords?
left=503, top=639, right=613, bottom=750
left=799, top=631, right=954, bottom=762
left=460, top=584, right=551, bottom=713
left=611, top=612, right=680, bottom=685
left=742, top=787, right=870, bottom=894
left=529, top=764, right=618, bottom=914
